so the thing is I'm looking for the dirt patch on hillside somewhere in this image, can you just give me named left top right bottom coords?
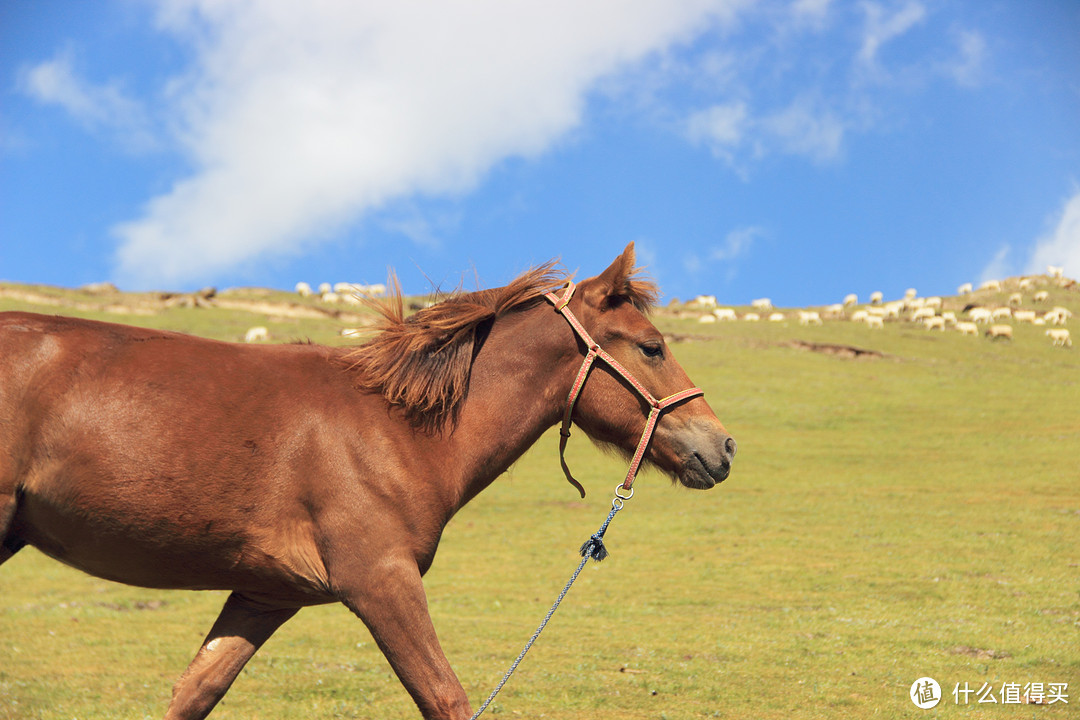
left=785, top=340, right=885, bottom=359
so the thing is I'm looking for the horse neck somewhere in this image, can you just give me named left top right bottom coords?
left=439, top=302, right=577, bottom=508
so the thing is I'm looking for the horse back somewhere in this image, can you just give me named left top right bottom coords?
left=0, top=311, right=371, bottom=602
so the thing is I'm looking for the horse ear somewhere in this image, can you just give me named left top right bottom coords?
left=582, top=242, right=636, bottom=309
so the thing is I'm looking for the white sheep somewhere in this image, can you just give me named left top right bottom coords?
left=244, top=326, right=269, bottom=343
left=904, top=288, right=918, bottom=300
left=1048, top=265, right=1064, bottom=278
left=823, top=303, right=845, bottom=319
left=1046, top=328, right=1072, bottom=347
left=698, top=313, right=717, bottom=324
left=979, top=279, right=1002, bottom=292
left=991, top=307, right=1013, bottom=321
left=1014, top=310, right=1037, bottom=323
left=968, top=307, right=993, bottom=324
left=869, top=291, right=883, bottom=305
left=851, top=309, right=869, bottom=323
left=743, top=312, right=761, bottom=322
left=768, top=312, right=786, bottom=322
left=911, top=307, right=936, bottom=322
left=956, top=321, right=979, bottom=336
left=925, top=296, right=943, bottom=309
left=942, top=311, right=958, bottom=325
left=1044, top=307, right=1073, bottom=325
left=843, top=293, right=858, bottom=307
left=1033, top=290, right=1049, bottom=303
left=957, top=282, right=973, bottom=295
left=294, top=282, right=313, bottom=297
left=986, top=324, right=1013, bottom=340
left=883, top=302, right=904, bottom=319
left=865, top=315, right=884, bottom=329
left=798, top=310, right=823, bottom=326
left=713, top=308, right=738, bottom=322
left=923, top=316, right=946, bottom=331
left=752, top=298, right=773, bottom=311
left=1008, top=292, right=1023, bottom=307
left=691, top=295, right=718, bottom=308
left=318, top=282, right=333, bottom=295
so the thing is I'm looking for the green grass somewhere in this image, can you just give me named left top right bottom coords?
left=1, top=282, right=1078, bottom=719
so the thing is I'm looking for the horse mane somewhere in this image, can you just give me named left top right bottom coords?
left=344, top=257, right=658, bottom=433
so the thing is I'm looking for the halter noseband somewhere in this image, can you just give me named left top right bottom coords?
left=544, top=281, right=704, bottom=498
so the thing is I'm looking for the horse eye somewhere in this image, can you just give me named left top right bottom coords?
left=640, top=342, right=663, bottom=359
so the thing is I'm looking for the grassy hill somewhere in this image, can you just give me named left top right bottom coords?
left=1, top=277, right=1078, bottom=719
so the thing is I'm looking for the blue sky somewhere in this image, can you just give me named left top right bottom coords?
left=2, top=0, right=1078, bottom=307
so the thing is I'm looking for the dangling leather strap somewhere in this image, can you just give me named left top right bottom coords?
left=544, top=282, right=703, bottom=497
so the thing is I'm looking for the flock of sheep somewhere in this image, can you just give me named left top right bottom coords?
left=684, top=265, right=1075, bottom=349
left=240, top=268, right=1075, bottom=348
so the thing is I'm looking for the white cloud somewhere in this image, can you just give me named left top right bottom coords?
left=110, top=0, right=739, bottom=288
left=686, top=101, right=748, bottom=159
left=1025, top=189, right=1080, bottom=279
left=979, top=244, right=1012, bottom=286
left=762, top=96, right=844, bottom=162
left=688, top=95, right=844, bottom=166
left=19, top=52, right=157, bottom=152
left=711, top=225, right=761, bottom=262
left=857, top=1, right=927, bottom=72
left=944, top=29, right=987, bottom=87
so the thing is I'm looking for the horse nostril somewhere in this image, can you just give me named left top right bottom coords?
left=725, top=436, right=737, bottom=458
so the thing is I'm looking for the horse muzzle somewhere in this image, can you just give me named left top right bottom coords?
left=675, top=422, right=736, bottom=490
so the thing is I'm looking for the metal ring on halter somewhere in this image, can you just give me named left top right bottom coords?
left=612, top=483, right=634, bottom=509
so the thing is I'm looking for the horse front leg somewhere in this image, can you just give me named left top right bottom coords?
left=339, top=556, right=472, bottom=720
left=165, top=592, right=298, bottom=720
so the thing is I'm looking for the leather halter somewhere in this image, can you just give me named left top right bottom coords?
left=544, top=281, right=704, bottom=498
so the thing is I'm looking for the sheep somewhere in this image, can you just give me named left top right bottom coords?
left=320, top=291, right=340, bottom=304
left=968, top=307, right=993, bottom=324
left=991, top=307, right=1013, bottom=321
left=823, top=303, right=845, bottom=319
left=798, top=310, right=823, bottom=326
left=713, top=308, right=738, bottom=322
left=1048, top=265, right=1064, bottom=278
left=1018, top=278, right=1034, bottom=291
left=691, top=295, right=718, bottom=308
left=752, top=298, right=773, bottom=311
left=843, top=293, right=858, bottom=307
left=865, top=315, right=884, bottom=329
left=942, top=311, right=958, bottom=325
left=986, top=324, right=1013, bottom=340
left=957, top=282, right=973, bottom=295
left=923, top=316, right=946, bottom=331
left=1044, top=307, right=1073, bottom=325
left=904, top=288, right=918, bottom=300
left=979, top=279, right=1002, bottom=292
left=698, top=313, right=717, bottom=324
left=1033, top=290, right=1050, bottom=303
left=925, top=296, right=943, bottom=309
left=1046, top=328, right=1072, bottom=347
left=851, top=309, right=869, bottom=323
left=768, top=312, right=786, bottom=322
left=911, top=307, right=936, bottom=322
left=883, top=302, right=904, bottom=319
left=743, top=312, right=761, bottom=322
left=318, top=282, right=333, bottom=295
left=294, top=281, right=313, bottom=297
left=869, top=291, right=884, bottom=305
left=956, top=321, right=979, bottom=336
left=1008, top=292, right=1023, bottom=307
left=1014, top=310, right=1037, bottom=323
left=244, top=326, right=269, bottom=343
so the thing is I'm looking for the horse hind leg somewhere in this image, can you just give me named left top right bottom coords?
left=164, top=592, right=298, bottom=720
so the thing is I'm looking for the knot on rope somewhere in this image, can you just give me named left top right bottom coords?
left=579, top=532, right=609, bottom=562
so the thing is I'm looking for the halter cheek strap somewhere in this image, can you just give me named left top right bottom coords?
left=544, top=281, right=704, bottom=498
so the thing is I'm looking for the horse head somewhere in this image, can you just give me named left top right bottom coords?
left=554, top=243, right=736, bottom=492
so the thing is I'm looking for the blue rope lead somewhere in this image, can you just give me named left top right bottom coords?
left=468, top=484, right=632, bottom=720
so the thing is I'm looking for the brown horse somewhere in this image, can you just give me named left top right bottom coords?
left=0, top=244, right=735, bottom=719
